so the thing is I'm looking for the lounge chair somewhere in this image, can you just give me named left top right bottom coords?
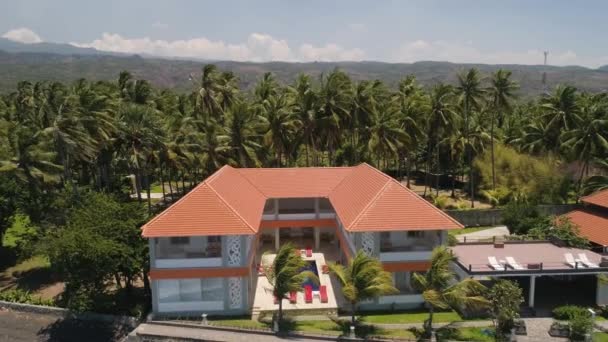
left=320, top=285, right=328, bottom=303
left=289, top=291, right=297, bottom=304
left=304, top=285, right=313, bottom=303
left=505, top=256, right=524, bottom=270
left=306, top=246, right=312, bottom=258
left=578, top=253, right=599, bottom=268
left=488, top=256, right=504, bottom=270
left=565, top=253, right=578, bottom=268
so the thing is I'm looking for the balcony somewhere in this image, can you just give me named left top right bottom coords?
left=379, top=231, right=438, bottom=262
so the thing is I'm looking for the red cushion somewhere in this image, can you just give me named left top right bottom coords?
left=320, top=285, right=328, bottom=303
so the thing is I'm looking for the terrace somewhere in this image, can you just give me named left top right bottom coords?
left=451, top=241, right=608, bottom=309
left=252, top=246, right=341, bottom=316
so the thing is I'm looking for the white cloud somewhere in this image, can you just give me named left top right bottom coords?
left=2, top=27, right=42, bottom=44
left=71, top=32, right=365, bottom=62
left=392, top=40, right=608, bottom=67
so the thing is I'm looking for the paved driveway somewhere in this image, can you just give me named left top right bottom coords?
left=0, top=308, right=129, bottom=342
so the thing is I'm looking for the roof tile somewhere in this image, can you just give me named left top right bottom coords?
left=563, top=209, right=608, bottom=246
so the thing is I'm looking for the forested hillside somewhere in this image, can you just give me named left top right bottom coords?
left=1, top=50, right=608, bottom=96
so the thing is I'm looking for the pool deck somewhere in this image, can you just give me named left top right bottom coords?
left=253, top=251, right=339, bottom=314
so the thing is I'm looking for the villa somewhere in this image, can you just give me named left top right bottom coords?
left=141, top=163, right=462, bottom=316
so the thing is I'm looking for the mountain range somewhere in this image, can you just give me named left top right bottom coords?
left=1, top=38, right=608, bottom=96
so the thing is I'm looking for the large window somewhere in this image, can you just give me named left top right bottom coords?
left=156, top=236, right=222, bottom=259
left=380, top=231, right=436, bottom=252
left=158, top=278, right=224, bottom=303
left=278, top=198, right=314, bottom=214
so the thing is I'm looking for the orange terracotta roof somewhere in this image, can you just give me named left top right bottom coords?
left=581, top=189, right=608, bottom=209
left=142, top=163, right=462, bottom=237
left=237, top=167, right=352, bottom=198
left=563, top=209, right=608, bottom=246
left=331, top=164, right=462, bottom=231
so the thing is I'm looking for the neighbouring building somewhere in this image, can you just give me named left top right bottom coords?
left=142, top=163, right=462, bottom=316
left=564, top=189, right=608, bottom=253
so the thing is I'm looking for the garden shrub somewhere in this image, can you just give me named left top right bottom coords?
left=0, top=288, right=55, bottom=306
left=501, top=200, right=546, bottom=235
left=552, top=305, right=590, bottom=320
left=569, top=313, right=593, bottom=340
left=474, top=144, right=571, bottom=204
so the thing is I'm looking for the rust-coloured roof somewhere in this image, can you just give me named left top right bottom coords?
left=581, top=189, right=608, bottom=209
left=142, top=163, right=463, bottom=237
left=238, top=167, right=352, bottom=198
left=563, top=209, right=608, bottom=246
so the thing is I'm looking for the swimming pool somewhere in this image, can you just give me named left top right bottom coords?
left=301, top=261, right=319, bottom=291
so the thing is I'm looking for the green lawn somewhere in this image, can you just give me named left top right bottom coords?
left=361, top=309, right=462, bottom=324
left=594, top=332, right=608, bottom=342
left=437, top=327, right=495, bottom=342
left=209, top=317, right=416, bottom=339
left=449, top=226, right=494, bottom=236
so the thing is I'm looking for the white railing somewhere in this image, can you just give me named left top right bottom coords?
left=380, top=251, right=432, bottom=262
left=155, top=257, right=222, bottom=268
left=262, top=214, right=276, bottom=220
left=378, top=294, right=424, bottom=304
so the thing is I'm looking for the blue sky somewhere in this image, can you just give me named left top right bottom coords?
left=1, top=0, right=607, bottom=67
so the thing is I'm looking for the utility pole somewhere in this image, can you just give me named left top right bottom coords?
left=542, top=51, right=549, bottom=94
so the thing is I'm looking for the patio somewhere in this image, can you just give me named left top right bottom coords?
left=252, top=242, right=343, bottom=316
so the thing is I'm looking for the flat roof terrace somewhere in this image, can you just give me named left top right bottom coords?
left=452, top=241, right=608, bottom=276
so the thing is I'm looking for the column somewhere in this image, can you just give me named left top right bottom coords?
left=529, top=275, right=536, bottom=308
left=314, top=228, right=320, bottom=250
left=274, top=199, right=279, bottom=219
left=314, top=198, right=320, bottom=218
left=597, top=275, right=608, bottom=306
left=275, top=229, right=280, bottom=251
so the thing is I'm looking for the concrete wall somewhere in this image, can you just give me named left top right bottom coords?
left=445, top=204, right=580, bottom=227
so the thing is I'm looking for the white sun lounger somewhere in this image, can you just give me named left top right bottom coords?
left=565, top=253, right=578, bottom=268
left=505, top=256, right=524, bottom=270
left=488, top=256, right=504, bottom=270
left=578, top=253, right=599, bottom=268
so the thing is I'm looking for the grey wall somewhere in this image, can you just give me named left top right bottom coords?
left=445, top=204, right=580, bottom=227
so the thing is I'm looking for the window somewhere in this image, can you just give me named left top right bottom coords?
left=158, top=278, right=225, bottom=303
left=170, top=237, right=190, bottom=245
left=407, top=231, right=424, bottom=238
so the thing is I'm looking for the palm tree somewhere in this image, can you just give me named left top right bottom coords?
left=260, top=93, right=299, bottom=166
left=456, top=68, right=485, bottom=207
left=412, top=246, right=488, bottom=337
left=488, top=70, right=518, bottom=189
left=425, top=84, right=458, bottom=196
left=225, top=101, right=262, bottom=167
left=540, top=85, right=581, bottom=151
left=263, top=243, right=317, bottom=329
left=561, top=93, right=608, bottom=193
left=367, top=104, right=410, bottom=169
left=292, top=74, right=318, bottom=166
left=317, top=69, right=353, bottom=165
left=329, top=250, right=397, bottom=326
left=195, top=65, right=224, bottom=120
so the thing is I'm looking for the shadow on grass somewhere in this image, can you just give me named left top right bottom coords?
left=37, top=318, right=130, bottom=342
left=14, top=266, right=59, bottom=292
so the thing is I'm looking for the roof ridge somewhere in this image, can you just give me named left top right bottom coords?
left=207, top=167, right=261, bottom=234
left=346, top=167, right=393, bottom=230
left=325, top=166, right=357, bottom=194
left=235, top=168, right=271, bottom=198
left=239, top=166, right=355, bottom=171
